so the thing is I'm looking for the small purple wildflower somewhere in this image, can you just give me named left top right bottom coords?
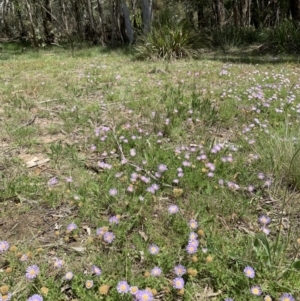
left=206, top=162, right=215, bottom=171
left=26, top=265, right=40, bottom=279
left=130, top=148, right=136, bottom=157
left=174, top=265, right=186, bottom=276
left=96, top=227, right=107, bottom=236
left=98, top=161, right=112, bottom=170
left=261, top=227, right=270, bottom=235
left=92, top=265, right=102, bottom=275
left=0, top=241, right=9, bottom=253
left=258, top=172, right=265, bottom=180
left=27, top=294, right=43, bottom=301
left=250, top=286, right=262, bottom=296
left=158, top=164, right=168, bottom=172
left=54, top=259, right=63, bottom=268
left=173, top=277, right=184, bottom=289
left=280, top=293, right=295, bottom=301
left=103, top=232, right=115, bottom=243
left=188, top=239, right=199, bottom=248
left=189, top=232, right=198, bottom=241
left=67, top=223, right=77, bottom=232
left=189, top=219, right=198, bottom=229
left=0, top=293, right=12, bottom=301
left=136, top=290, right=154, bottom=301
left=248, top=185, right=254, bottom=192
left=186, top=243, right=198, bottom=254
left=64, top=271, right=73, bottom=280
left=109, top=215, right=119, bottom=224
left=109, top=188, right=118, bottom=196
left=224, top=299, right=234, bottom=301
left=182, top=161, right=191, bottom=167
left=244, top=266, right=255, bottom=278
left=85, top=280, right=94, bottom=289
left=65, top=177, right=73, bottom=183
left=117, top=281, right=130, bottom=294
left=147, top=184, right=159, bottom=194
left=151, top=266, right=162, bottom=277
left=48, top=177, right=58, bottom=186
left=149, top=244, right=159, bottom=255
left=130, top=286, right=139, bottom=295
left=168, top=205, right=179, bottom=214
left=259, top=215, right=271, bottom=225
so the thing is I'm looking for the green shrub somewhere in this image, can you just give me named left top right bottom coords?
left=208, top=25, right=261, bottom=52
left=266, top=20, right=300, bottom=53
left=135, top=9, right=205, bottom=60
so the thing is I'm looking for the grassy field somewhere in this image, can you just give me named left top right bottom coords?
left=0, top=47, right=300, bottom=301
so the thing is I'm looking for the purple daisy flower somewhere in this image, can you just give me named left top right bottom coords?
left=109, top=188, right=118, bottom=196
left=67, top=223, right=77, bottom=232
left=149, top=244, right=159, bottom=255
left=27, top=294, right=43, bottom=301
left=54, top=259, right=63, bottom=268
left=64, top=271, right=73, bottom=280
left=224, top=299, right=234, bottom=301
left=259, top=215, right=271, bottom=225
left=189, top=219, right=198, bottom=229
left=168, top=205, right=179, bottom=214
left=174, top=265, right=186, bottom=276
left=150, top=266, right=162, bottom=277
left=26, top=265, right=40, bottom=279
left=244, top=266, right=255, bottom=278
left=158, top=164, right=168, bottom=172
left=250, top=286, right=262, bottom=296
left=280, top=293, right=295, bottom=301
left=130, top=286, right=139, bottom=295
left=85, top=280, right=93, bottom=289
left=48, top=177, right=58, bottom=186
left=117, top=281, right=130, bottom=294
left=136, top=289, right=153, bottom=301
left=189, top=232, right=198, bottom=241
left=186, top=243, right=198, bottom=254
left=0, top=241, right=9, bottom=253
left=96, top=227, right=107, bottom=236
left=109, top=215, right=119, bottom=224
left=92, top=265, right=102, bottom=275
left=103, top=231, right=115, bottom=243
left=173, top=277, right=184, bottom=289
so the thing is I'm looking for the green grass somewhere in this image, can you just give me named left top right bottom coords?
left=0, top=47, right=300, bottom=301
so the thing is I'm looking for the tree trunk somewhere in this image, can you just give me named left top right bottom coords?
left=197, top=0, right=207, bottom=28
left=233, top=0, right=239, bottom=27
left=25, top=0, right=38, bottom=48
left=86, top=0, right=96, bottom=40
left=121, top=2, right=133, bottom=44
left=290, top=0, right=300, bottom=21
left=41, top=0, right=54, bottom=44
left=96, top=0, right=106, bottom=44
left=14, top=0, right=27, bottom=38
left=1, top=0, right=10, bottom=35
left=141, top=0, right=152, bottom=33
left=213, top=0, right=225, bottom=27
left=60, top=0, right=69, bottom=32
left=240, top=0, right=250, bottom=26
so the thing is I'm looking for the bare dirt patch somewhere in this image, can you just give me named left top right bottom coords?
left=0, top=200, right=76, bottom=246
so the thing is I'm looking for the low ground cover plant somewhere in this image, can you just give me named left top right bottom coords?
left=0, top=48, right=300, bottom=300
